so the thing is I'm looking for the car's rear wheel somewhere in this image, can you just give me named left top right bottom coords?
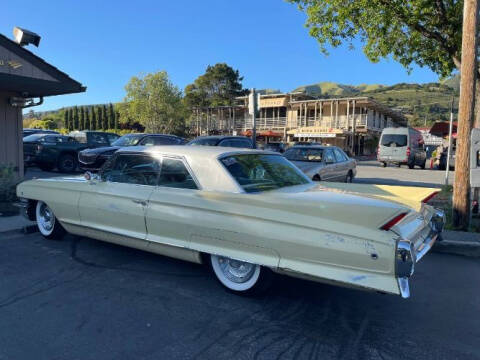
left=58, top=154, right=77, bottom=173
left=210, top=255, right=272, bottom=294
left=36, top=201, right=66, bottom=240
left=345, top=170, right=354, bottom=183
left=408, top=161, right=415, bottom=169
left=381, top=162, right=387, bottom=167
left=312, top=174, right=321, bottom=181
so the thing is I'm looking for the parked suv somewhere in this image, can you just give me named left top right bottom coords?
left=78, top=133, right=186, bottom=171
left=377, top=127, right=426, bottom=169
left=187, top=135, right=254, bottom=148
left=24, top=131, right=119, bottom=173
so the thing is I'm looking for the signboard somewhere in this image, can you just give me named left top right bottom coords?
left=294, top=133, right=336, bottom=138
left=260, top=97, right=287, bottom=108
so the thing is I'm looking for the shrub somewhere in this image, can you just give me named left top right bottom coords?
left=0, top=164, right=19, bottom=203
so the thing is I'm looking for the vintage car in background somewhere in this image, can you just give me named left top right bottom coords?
left=23, top=129, right=59, bottom=138
left=23, top=131, right=119, bottom=172
left=78, top=133, right=186, bottom=171
left=284, top=145, right=357, bottom=182
left=17, top=146, right=444, bottom=298
left=187, top=135, right=254, bottom=148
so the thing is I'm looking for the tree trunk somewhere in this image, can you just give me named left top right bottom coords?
left=453, top=0, right=479, bottom=229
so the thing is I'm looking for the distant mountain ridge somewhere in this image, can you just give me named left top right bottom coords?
left=292, top=82, right=385, bottom=97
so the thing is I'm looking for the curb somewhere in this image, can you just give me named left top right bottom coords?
left=433, top=240, right=480, bottom=258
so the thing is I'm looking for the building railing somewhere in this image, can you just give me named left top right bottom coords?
left=295, top=114, right=368, bottom=129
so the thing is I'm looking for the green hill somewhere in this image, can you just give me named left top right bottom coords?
left=292, top=81, right=458, bottom=126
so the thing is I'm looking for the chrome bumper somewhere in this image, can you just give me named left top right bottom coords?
left=396, top=208, right=445, bottom=298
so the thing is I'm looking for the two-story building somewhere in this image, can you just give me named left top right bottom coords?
left=192, top=92, right=407, bottom=155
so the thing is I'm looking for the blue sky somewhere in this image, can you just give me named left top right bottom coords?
left=1, top=0, right=439, bottom=112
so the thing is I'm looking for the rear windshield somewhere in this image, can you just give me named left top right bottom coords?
left=112, top=134, right=144, bottom=146
left=221, top=154, right=309, bottom=193
left=187, top=138, right=219, bottom=146
left=284, top=148, right=324, bottom=162
left=381, top=134, right=407, bottom=147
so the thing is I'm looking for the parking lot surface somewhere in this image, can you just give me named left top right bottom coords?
left=355, top=160, right=453, bottom=188
left=1, top=231, right=479, bottom=360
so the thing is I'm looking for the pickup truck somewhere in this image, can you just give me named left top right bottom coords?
left=23, top=131, right=119, bottom=173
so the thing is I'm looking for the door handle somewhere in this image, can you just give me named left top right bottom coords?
left=132, top=199, right=147, bottom=206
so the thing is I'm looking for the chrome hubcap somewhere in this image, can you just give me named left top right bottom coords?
left=217, top=257, right=257, bottom=283
left=39, top=203, right=54, bottom=231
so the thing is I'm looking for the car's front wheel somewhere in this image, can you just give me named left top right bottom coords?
left=345, top=170, right=354, bottom=183
left=210, top=255, right=272, bottom=294
left=58, top=154, right=77, bottom=173
left=36, top=201, right=66, bottom=240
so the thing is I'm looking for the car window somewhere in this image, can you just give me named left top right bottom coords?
left=158, top=158, right=198, bottom=189
left=381, top=134, right=407, bottom=147
left=90, top=133, right=109, bottom=145
left=107, top=133, right=119, bottom=144
left=477, top=151, right=480, bottom=166
left=140, top=136, right=180, bottom=146
left=187, top=138, right=220, bottom=146
left=221, top=154, right=309, bottom=193
left=43, top=135, right=58, bottom=143
left=324, top=149, right=336, bottom=164
left=284, top=148, right=323, bottom=162
left=333, top=148, right=347, bottom=162
left=102, top=154, right=160, bottom=186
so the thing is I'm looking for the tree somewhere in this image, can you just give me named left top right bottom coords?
left=63, top=109, right=69, bottom=129
left=108, top=103, right=115, bottom=129
left=91, top=107, right=97, bottom=130
left=79, top=107, right=85, bottom=130
left=73, top=106, right=79, bottom=130
left=289, top=0, right=477, bottom=229
left=102, top=105, right=108, bottom=130
left=184, top=63, right=246, bottom=108
left=85, top=107, right=91, bottom=130
left=68, top=108, right=74, bottom=131
left=122, top=71, right=186, bottom=134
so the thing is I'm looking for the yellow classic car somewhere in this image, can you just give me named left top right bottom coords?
left=16, top=146, right=444, bottom=298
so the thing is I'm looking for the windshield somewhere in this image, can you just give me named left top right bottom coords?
left=381, top=134, right=407, bottom=147
left=23, top=134, right=46, bottom=142
left=112, top=134, right=144, bottom=146
left=284, top=148, right=324, bottom=162
left=221, top=154, right=309, bottom=193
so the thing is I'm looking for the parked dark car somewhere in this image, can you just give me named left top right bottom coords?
left=23, top=129, right=59, bottom=137
left=187, top=135, right=254, bottom=148
left=24, top=131, right=119, bottom=173
left=262, top=142, right=286, bottom=153
left=78, top=133, right=186, bottom=171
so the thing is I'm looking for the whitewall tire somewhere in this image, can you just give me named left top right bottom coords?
left=210, top=255, right=272, bottom=294
left=36, top=201, right=66, bottom=240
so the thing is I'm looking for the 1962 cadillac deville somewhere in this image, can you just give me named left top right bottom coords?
left=16, top=146, right=444, bottom=298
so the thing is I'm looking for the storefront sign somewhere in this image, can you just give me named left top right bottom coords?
left=294, top=133, right=336, bottom=138
left=260, top=97, right=287, bottom=108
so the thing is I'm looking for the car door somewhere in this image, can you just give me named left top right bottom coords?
left=145, top=156, right=200, bottom=255
left=78, top=152, right=159, bottom=242
left=332, top=147, right=349, bottom=180
left=322, top=148, right=338, bottom=180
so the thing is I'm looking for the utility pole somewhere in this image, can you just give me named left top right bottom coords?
left=249, top=88, right=258, bottom=149
left=453, top=0, right=479, bottom=229
left=445, top=97, right=455, bottom=186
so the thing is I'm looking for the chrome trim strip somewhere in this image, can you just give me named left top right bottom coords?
left=397, top=277, right=410, bottom=298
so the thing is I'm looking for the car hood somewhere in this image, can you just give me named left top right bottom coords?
left=80, top=146, right=120, bottom=155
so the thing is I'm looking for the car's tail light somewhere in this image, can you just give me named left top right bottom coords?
left=380, top=212, right=408, bottom=231
left=422, top=191, right=439, bottom=203
left=406, top=147, right=411, bottom=157
left=36, top=144, right=43, bottom=154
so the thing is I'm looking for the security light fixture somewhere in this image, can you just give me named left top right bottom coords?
left=13, top=27, right=41, bottom=47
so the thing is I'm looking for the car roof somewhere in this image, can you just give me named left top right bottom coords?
left=190, top=135, right=250, bottom=140
left=118, top=145, right=275, bottom=158
left=288, top=145, right=335, bottom=149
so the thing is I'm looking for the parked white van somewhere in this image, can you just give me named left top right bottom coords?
left=377, top=127, right=426, bottom=169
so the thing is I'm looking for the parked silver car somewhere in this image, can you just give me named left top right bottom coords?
left=284, top=145, right=357, bottom=182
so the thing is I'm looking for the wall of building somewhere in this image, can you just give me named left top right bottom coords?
left=0, top=92, right=23, bottom=177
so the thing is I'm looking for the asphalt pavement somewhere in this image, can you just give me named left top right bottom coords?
left=1, top=231, right=479, bottom=360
